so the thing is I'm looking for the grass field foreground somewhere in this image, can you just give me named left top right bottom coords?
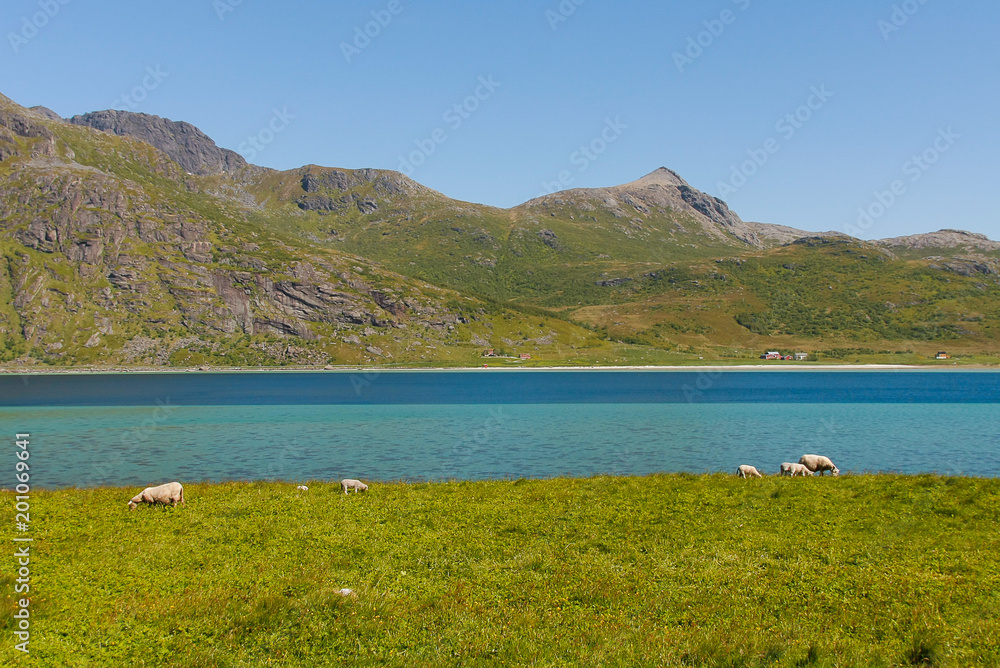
left=3, top=475, right=999, bottom=666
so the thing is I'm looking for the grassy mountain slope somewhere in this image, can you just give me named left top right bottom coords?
left=2, top=92, right=1000, bottom=366
left=571, top=236, right=1000, bottom=360
left=237, top=165, right=754, bottom=309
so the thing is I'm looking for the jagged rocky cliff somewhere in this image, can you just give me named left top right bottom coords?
left=68, top=109, right=248, bottom=176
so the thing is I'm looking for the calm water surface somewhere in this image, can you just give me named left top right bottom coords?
left=2, top=370, right=998, bottom=487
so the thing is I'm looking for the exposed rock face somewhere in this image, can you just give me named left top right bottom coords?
left=298, top=192, right=379, bottom=215
left=0, top=101, right=58, bottom=162
left=29, top=106, right=63, bottom=122
left=742, top=221, right=818, bottom=246
left=294, top=166, right=437, bottom=214
left=537, top=229, right=559, bottom=249
left=68, top=110, right=247, bottom=175
left=301, top=170, right=372, bottom=193
left=926, top=256, right=1000, bottom=278
left=876, top=229, right=1000, bottom=253
left=297, top=165, right=438, bottom=197
left=596, top=277, right=631, bottom=287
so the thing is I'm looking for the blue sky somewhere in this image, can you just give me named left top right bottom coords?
left=2, top=0, right=998, bottom=240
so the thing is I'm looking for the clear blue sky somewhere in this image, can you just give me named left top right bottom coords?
left=3, top=0, right=998, bottom=240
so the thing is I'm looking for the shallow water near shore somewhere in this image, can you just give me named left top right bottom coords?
left=4, top=370, right=998, bottom=487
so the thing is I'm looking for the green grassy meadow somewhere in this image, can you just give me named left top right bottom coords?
left=3, top=475, right=999, bottom=666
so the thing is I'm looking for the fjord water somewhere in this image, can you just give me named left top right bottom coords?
left=3, top=370, right=998, bottom=487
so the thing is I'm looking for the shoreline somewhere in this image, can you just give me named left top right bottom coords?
left=11, top=471, right=997, bottom=493
left=2, top=362, right=993, bottom=375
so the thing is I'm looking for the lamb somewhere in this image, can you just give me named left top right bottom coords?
left=737, top=465, right=763, bottom=479
left=798, top=454, right=840, bottom=476
left=779, top=462, right=814, bottom=477
left=296, top=485, right=309, bottom=491
left=128, top=482, right=185, bottom=510
left=341, top=479, right=368, bottom=494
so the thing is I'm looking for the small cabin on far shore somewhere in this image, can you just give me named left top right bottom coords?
left=935, top=351, right=949, bottom=360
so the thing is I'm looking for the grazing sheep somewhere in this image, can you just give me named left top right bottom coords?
left=296, top=485, right=309, bottom=491
left=737, top=465, right=763, bottom=479
left=341, top=479, right=368, bottom=494
left=798, top=454, right=840, bottom=477
left=780, top=462, right=814, bottom=477
left=128, top=482, right=184, bottom=510
left=792, top=463, right=815, bottom=477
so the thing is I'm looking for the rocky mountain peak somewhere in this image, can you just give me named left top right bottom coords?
left=29, top=106, right=63, bottom=122
left=519, top=166, right=763, bottom=246
left=68, top=109, right=247, bottom=176
left=618, top=167, right=690, bottom=190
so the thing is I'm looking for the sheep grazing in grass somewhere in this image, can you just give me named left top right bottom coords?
left=780, top=462, right=814, bottom=477
left=737, top=465, right=763, bottom=479
left=296, top=485, right=309, bottom=491
left=128, top=482, right=185, bottom=510
left=341, top=479, right=368, bottom=494
left=798, top=454, right=840, bottom=477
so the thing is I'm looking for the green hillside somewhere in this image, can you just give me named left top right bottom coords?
left=0, top=96, right=606, bottom=367
left=2, top=92, right=1000, bottom=367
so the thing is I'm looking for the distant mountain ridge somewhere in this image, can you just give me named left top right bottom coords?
left=3, top=91, right=1000, bottom=367
left=875, top=229, right=1000, bottom=253
left=37, top=103, right=1000, bottom=249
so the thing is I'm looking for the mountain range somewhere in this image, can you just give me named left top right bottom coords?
left=2, top=92, right=999, bottom=367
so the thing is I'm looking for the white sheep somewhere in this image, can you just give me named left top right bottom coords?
left=779, top=462, right=814, bottom=477
left=296, top=485, right=309, bottom=491
left=128, top=482, right=185, bottom=510
left=341, top=479, right=368, bottom=494
left=737, top=465, right=763, bottom=479
left=798, top=454, right=840, bottom=476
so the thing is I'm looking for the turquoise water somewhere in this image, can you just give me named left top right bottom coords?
left=9, top=401, right=998, bottom=488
